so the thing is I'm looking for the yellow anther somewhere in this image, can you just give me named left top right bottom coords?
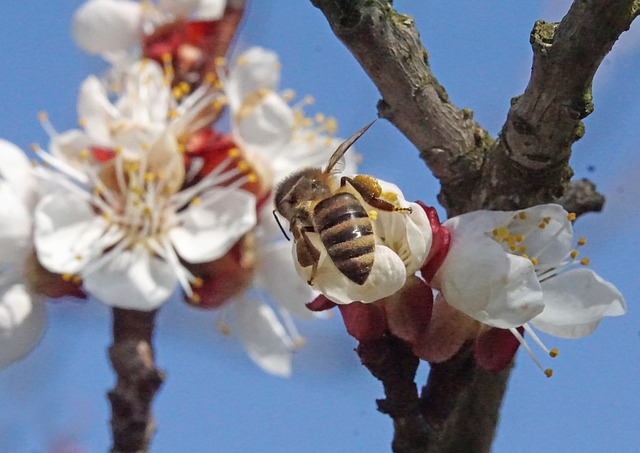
left=75, top=254, right=83, bottom=261
left=214, top=56, right=226, bottom=67
left=191, top=196, right=201, bottom=206
left=192, top=277, right=203, bottom=289
left=236, top=55, right=247, bottom=65
left=510, top=244, right=517, bottom=252
left=368, top=210, right=378, bottom=221
left=30, top=143, right=39, bottom=152
left=567, top=212, right=577, bottom=221
left=549, top=348, right=559, bottom=358
left=303, top=95, right=315, bottom=105
left=167, top=109, right=179, bottom=119
left=315, top=113, right=325, bottom=123
left=79, top=149, right=89, bottom=159
left=538, top=222, right=546, bottom=229
left=190, top=293, right=201, bottom=304
left=294, top=337, right=307, bottom=348
left=246, top=172, right=258, bottom=183
left=519, top=245, right=527, bottom=253
left=114, top=146, right=123, bottom=154
left=172, top=86, right=184, bottom=99
left=78, top=117, right=87, bottom=127
left=325, top=117, right=338, bottom=135
left=140, top=142, right=149, bottom=151
left=177, top=143, right=186, bottom=154
left=204, top=72, right=217, bottom=84
left=101, top=212, right=111, bottom=221
left=62, top=273, right=72, bottom=282
left=228, top=147, right=241, bottom=158
left=302, top=117, right=313, bottom=127
left=577, top=237, right=587, bottom=246
left=211, top=98, right=226, bottom=111
left=94, top=186, right=104, bottom=196
left=580, top=258, right=590, bottom=266
left=142, top=206, right=153, bottom=217
left=530, top=257, right=538, bottom=266
left=518, top=212, right=527, bottom=220
left=521, top=253, right=529, bottom=259
left=72, top=275, right=82, bottom=285
left=38, top=111, right=49, bottom=122
left=281, top=89, right=295, bottom=101
left=544, top=369, right=553, bottom=378
left=178, top=81, right=190, bottom=95
left=492, top=226, right=510, bottom=241
left=237, top=161, right=250, bottom=173
left=543, top=216, right=551, bottom=224
left=217, top=321, right=231, bottom=336
left=144, top=172, right=155, bottom=183
left=570, top=250, right=579, bottom=259
left=515, top=235, right=524, bottom=243
left=161, top=52, right=172, bottom=63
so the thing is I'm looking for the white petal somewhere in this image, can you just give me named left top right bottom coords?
left=0, top=182, right=32, bottom=264
left=509, top=204, right=573, bottom=265
left=194, top=0, right=226, bottom=19
left=433, top=233, right=544, bottom=328
left=78, top=75, right=115, bottom=146
left=49, top=129, right=93, bottom=168
left=227, top=47, right=281, bottom=108
left=157, top=0, right=201, bottom=17
left=234, top=91, right=295, bottom=154
left=34, top=192, right=111, bottom=274
left=83, top=245, right=177, bottom=309
left=255, top=241, right=317, bottom=319
left=170, top=188, right=256, bottom=263
left=231, top=296, right=293, bottom=377
left=0, top=140, right=37, bottom=208
left=294, top=232, right=407, bottom=304
left=532, top=268, right=626, bottom=338
left=0, top=283, right=46, bottom=369
left=72, top=0, right=142, bottom=55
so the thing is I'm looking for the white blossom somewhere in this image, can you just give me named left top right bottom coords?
left=0, top=140, right=45, bottom=369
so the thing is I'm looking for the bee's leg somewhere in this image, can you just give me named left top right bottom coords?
left=340, top=175, right=412, bottom=214
left=298, top=226, right=321, bottom=286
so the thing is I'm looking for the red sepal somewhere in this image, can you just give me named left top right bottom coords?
left=417, top=201, right=451, bottom=283
left=474, top=326, right=522, bottom=372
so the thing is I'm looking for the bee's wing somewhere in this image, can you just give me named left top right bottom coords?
left=323, top=119, right=376, bottom=174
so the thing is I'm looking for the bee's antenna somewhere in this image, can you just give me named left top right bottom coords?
left=273, top=209, right=290, bottom=241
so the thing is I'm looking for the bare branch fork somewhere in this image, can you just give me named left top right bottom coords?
left=311, top=0, right=638, bottom=451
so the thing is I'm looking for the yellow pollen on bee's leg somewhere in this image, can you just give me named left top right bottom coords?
left=567, top=212, right=577, bottom=221
left=367, top=210, right=378, bottom=221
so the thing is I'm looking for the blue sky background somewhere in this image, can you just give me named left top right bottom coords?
left=0, top=1, right=639, bottom=452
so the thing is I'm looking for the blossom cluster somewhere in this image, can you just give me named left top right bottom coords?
left=0, top=0, right=355, bottom=376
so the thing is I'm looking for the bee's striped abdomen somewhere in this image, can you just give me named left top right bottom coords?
left=314, top=192, right=375, bottom=285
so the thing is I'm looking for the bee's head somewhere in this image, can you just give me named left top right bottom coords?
left=275, top=168, right=330, bottom=220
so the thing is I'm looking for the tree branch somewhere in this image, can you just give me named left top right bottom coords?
left=312, top=0, right=637, bottom=451
left=476, top=0, right=639, bottom=210
left=357, top=336, right=433, bottom=453
left=109, top=308, right=165, bottom=453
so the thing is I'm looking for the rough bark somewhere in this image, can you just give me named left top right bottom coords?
left=311, top=0, right=638, bottom=451
left=108, top=308, right=165, bottom=453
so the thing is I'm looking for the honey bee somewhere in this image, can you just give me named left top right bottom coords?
left=274, top=121, right=412, bottom=286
